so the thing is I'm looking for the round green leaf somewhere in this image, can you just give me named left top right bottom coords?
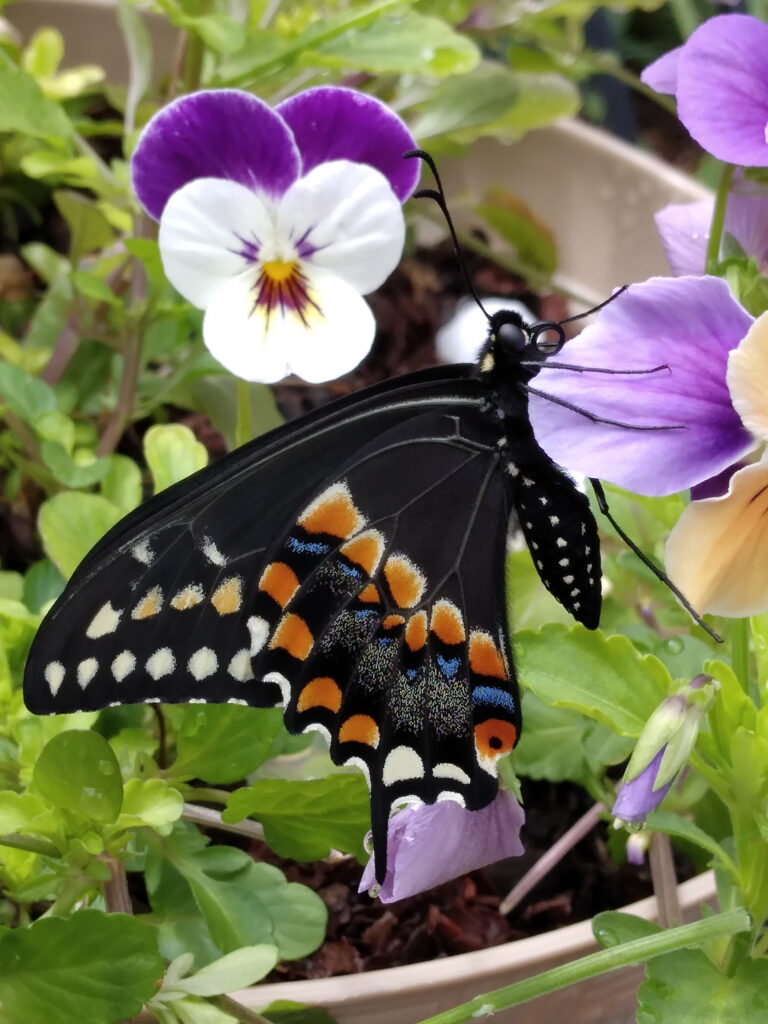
left=144, top=424, right=208, bottom=493
left=0, top=910, right=162, bottom=1024
left=34, top=730, right=123, bottom=823
left=38, top=492, right=122, bottom=578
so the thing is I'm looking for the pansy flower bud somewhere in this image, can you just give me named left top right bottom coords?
left=612, top=674, right=719, bottom=826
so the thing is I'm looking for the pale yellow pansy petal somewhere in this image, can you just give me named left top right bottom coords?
left=665, top=454, right=768, bottom=617
left=727, top=311, right=768, bottom=441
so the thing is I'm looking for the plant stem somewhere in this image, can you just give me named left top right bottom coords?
left=649, top=832, right=681, bottom=928
left=705, top=163, right=735, bottom=274
left=236, top=378, right=252, bottom=447
left=0, top=833, right=61, bottom=858
left=209, top=994, right=273, bottom=1024
left=731, top=617, right=751, bottom=694
left=101, top=856, right=133, bottom=914
left=412, top=909, right=750, bottom=1024
left=182, top=24, right=205, bottom=93
left=668, top=0, right=701, bottom=41
left=183, top=802, right=266, bottom=841
left=43, top=874, right=96, bottom=917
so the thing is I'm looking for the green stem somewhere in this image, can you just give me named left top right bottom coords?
left=668, top=0, right=701, bottom=41
left=177, top=785, right=231, bottom=804
left=236, top=378, right=252, bottom=447
left=210, top=994, right=273, bottom=1024
left=705, top=164, right=736, bottom=274
left=0, top=833, right=61, bottom=858
left=689, top=750, right=733, bottom=807
left=412, top=909, right=750, bottom=1024
left=43, top=874, right=96, bottom=917
left=589, top=55, right=677, bottom=116
left=182, top=28, right=205, bottom=93
left=731, top=617, right=751, bottom=694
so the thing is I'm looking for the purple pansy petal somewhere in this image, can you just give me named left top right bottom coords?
left=277, top=160, right=405, bottom=294
left=158, top=177, right=274, bottom=308
left=132, top=90, right=300, bottom=220
left=358, top=793, right=525, bottom=903
left=690, top=461, right=744, bottom=501
left=276, top=86, right=419, bottom=202
left=640, top=46, right=681, bottom=95
left=655, top=201, right=713, bottom=277
left=656, top=194, right=768, bottom=277
left=612, top=748, right=673, bottom=823
left=529, top=276, right=755, bottom=496
left=203, top=265, right=375, bottom=384
left=676, top=14, right=768, bottom=167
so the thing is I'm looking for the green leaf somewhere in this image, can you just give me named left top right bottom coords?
left=23, top=558, right=65, bottom=614
left=33, top=730, right=123, bottom=823
left=40, top=441, right=112, bottom=488
left=168, top=705, right=284, bottom=784
left=224, top=775, right=370, bottom=861
left=0, top=571, right=23, bottom=602
left=0, top=910, right=162, bottom=1024
left=159, top=826, right=327, bottom=959
left=475, top=186, right=557, bottom=276
left=182, top=13, right=245, bottom=53
left=116, top=0, right=152, bottom=134
left=23, top=28, right=64, bottom=78
left=100, top=454, right=143, bottom=513
left=38, top=492, right=122, bottom=577
left=115, top=778, right=184, bottom=833
left=0, top=66, right=73, bottom=138
left=516, top=624, right=671, bottom=736
left=53, top=192, right=114, bottom=262
left=144, top=424, right=208, bottom=493
left=637, top=947, right=768, bottom=1022
left=644, top=811, right=737, bottom=875
left=593, top=910, right=660, bottom=948
left=188, top=377, right=283, bottom=451
left=71, top=270, right=120, bottom=306
left=309, top=12, right=478, bottom=75
left=0, top=361, right=56, bottom=423
left=260, top=1002, right=339, bottom=1024
left=171, top=945, right=279, bottom=996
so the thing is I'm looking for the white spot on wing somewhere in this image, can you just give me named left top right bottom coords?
left=131, top=538, right=154, bottom=565
left=86, top=602, right=121, bottom=639
left=247, top=615, right=270, bottom=656
left=45, top=661, right=65, bottom=696
left=383, top=745, right=425, bottom=786
left=228, top=649, right=254, bottom=682
left=563, top=575, right=574, bottom=584
left=112, top=650, right=136, bottom=681
left=436, top=790, right=466, bottom=807
left=433, top=762, right=471, bottom=785
left=556, top=537, right=567, bottom=548
left=188, top=647, right=218, bottom=681
left=264, top=670, right=290, bottom=707
left=549, top=515, right=560, bottom=526
left=344, top=755, right=371, bottom=788
left=146, top=647, right=175, bottom=680
left=202, top=535, right=227, bottom=566
left=77, top=658, right=98, bottom=689
left=303, top=721, right=332, bottom=744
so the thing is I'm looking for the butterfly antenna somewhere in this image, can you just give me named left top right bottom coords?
left=404, top=148, right=490, bottom=321
left=559, top=285, right=629, bottom=326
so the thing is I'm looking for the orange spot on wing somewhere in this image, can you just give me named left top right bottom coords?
left=211, top=576, right=243, bottom=615
left=341, top=530, right=385, bottom=575
left=338, top=714, right=380, bottom=747
left=469, top=631, right=507, bottom=679
left=382, top=614, right=405, bottom=630
left=297, top=677, right=342, bottom=713
left=259, top=562, right=299, bottom=608
left=132, top=586, right=162, bottom=620
left=299, top=483, right=364, bottom=538
left=405, top=611, right=428, bottom=652
left=474, top=719, right=517, bottom=760
left=430, top=600, right=465, bottom=646
left=384, top=554, right=426, bottom=609
left=171, top=584, right=204, bottom=610
left=358, top=583, right=381, bottom=604
left=270, top=614, right=314, bottom=660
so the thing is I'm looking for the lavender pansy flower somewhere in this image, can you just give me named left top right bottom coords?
left=131, top=87, right=418, bottom=383
left=528, top=276, right=755, bottom=496
left=613, top=675, right=718, bottom=826
left=358, top=792, right=525, bottom=903
left=642, top=14, right=768, bottom=167
left=656, top=193, right=768, bottom=277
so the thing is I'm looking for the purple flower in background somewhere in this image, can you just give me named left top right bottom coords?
left=131, top=88, right=418, bottom=383
left=642, top=14, right=768, bottom=167
left=613, top=675, right=718, bottom=827
left=656, top=192, right=768, bottom=276
left=528, top=276, right=755, bottom=496
left=358, top=792, right=525, bottom=903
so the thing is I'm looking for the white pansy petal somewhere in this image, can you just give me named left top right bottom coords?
left=276, top=160, right=405, bottom=294
left=727, top=311, right=768, bottom=441
left=202, top=270, right=291, bottom=383
left=282, top=268, right=375, bottom=382
left=158, top=178, right=275, bottom=308
left=666, top=454, right=768, bottom=616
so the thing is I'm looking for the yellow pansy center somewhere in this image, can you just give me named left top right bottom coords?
left=262, top=259, right=298, bottom=283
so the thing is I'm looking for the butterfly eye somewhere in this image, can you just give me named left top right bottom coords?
left=496, top=321, right=527, bottom=352
left=531, top=322, right=566, bottom=356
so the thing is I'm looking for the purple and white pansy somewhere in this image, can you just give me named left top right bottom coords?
left=358, top=791, right=525, bottom=903
left=131, top=87, right=419, bottom=383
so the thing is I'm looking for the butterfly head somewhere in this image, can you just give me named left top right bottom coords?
left=482, top=310, right=566, bottom=382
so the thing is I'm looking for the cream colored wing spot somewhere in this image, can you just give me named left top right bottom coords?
left=132, top=586, right=163, bottom=620
left=433, top=762, right=471, bottom=785
left=171, top=583, right=205, bottom=610
left=188, top=647, right=218, bottom=681
left=146, top=647, right=175, bottom=680
left=201, top=536, right=227, bottom=566
left=131, top=539, right=154, bottom=565
left=44, top=661, right=65, bottom=696
left=247, top=615, right=269, bottom=656
left=263, top=670, right=290, bottom=707
left=77, top=658, right=98, bottom=689
left=86, top=601, right=121, bottom=639
left=383, top=745, right=426, bottom=786
left=111, top=650, right=136, bottom=682
left=228, top=649, right=254, bottom=682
